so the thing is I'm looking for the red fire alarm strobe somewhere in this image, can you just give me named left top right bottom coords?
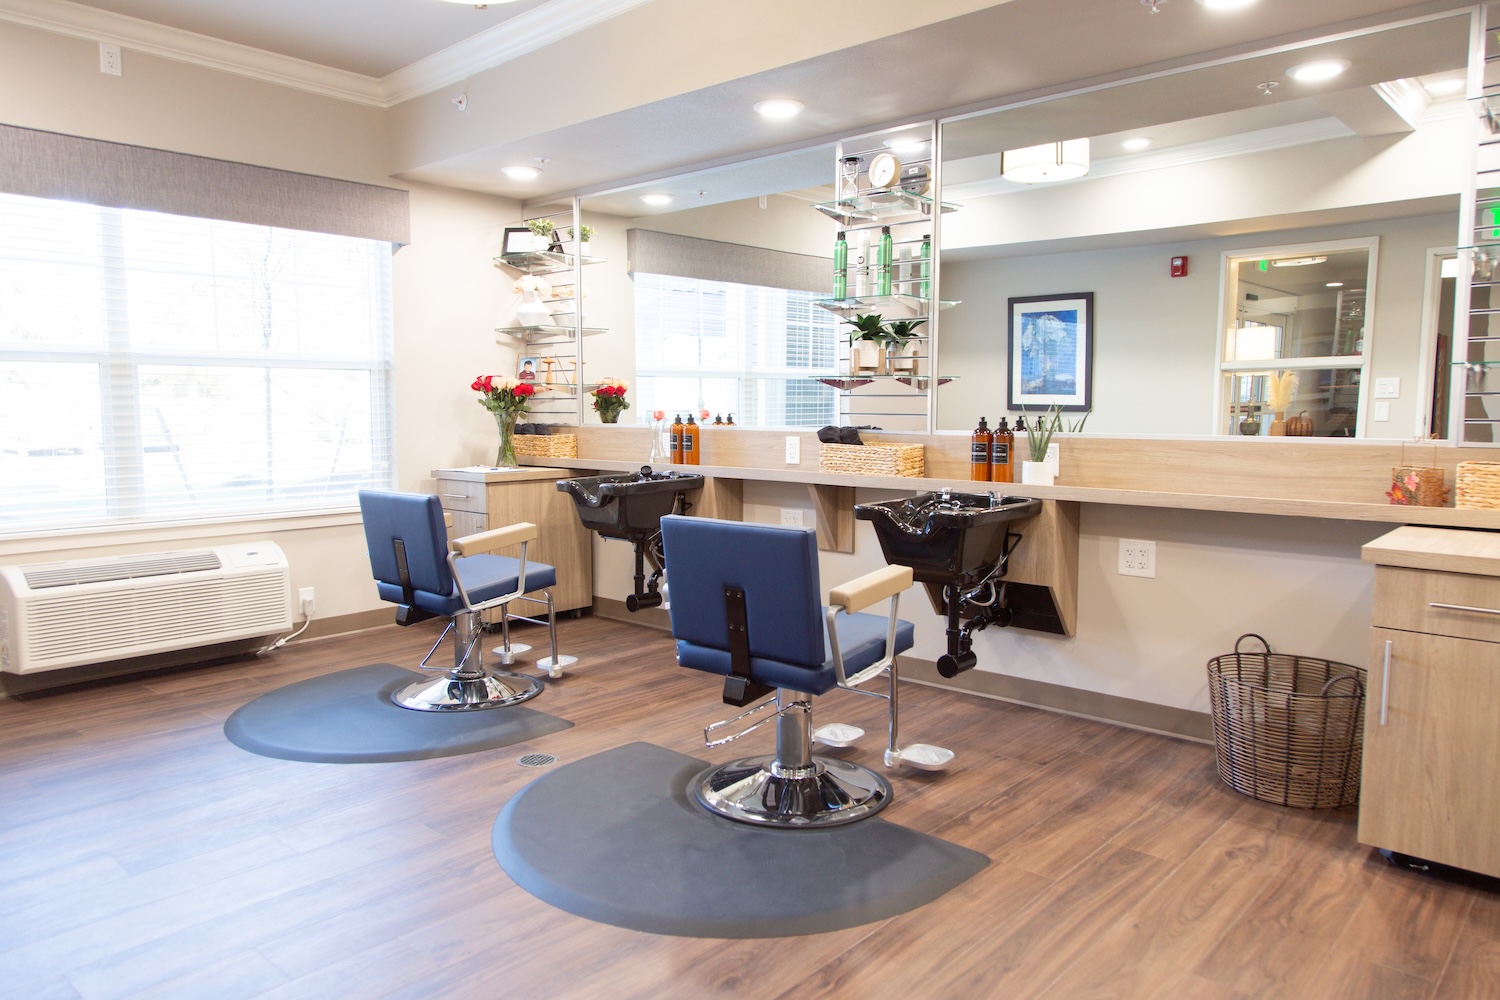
left=1171, top=256, right=1188, bottom=277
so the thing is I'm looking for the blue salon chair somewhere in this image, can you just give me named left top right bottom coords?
left=660, top=514, right=924, bottom=827
left=358, top=490, right=576, bottom=712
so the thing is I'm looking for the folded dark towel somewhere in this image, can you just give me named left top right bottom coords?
left=817, top=425, right=841, bottom=443
left=838, top=426, right=864, bottom=445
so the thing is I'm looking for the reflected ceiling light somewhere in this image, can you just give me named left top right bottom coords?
left=640, top=194, right=674, bottom=206
left=1272, top=256, right=1327, bottom=267
left=1424, top=76, right=1465, bottom=97
left=1287, top=59, right=1349, bottom=83
left=1000, top=138, right=1090, bottom=183
left=1121, top=136, right=1153, bottom=152
left=753, top=99, right=804, bottom=120
left=884, top=137, right=927, bottom=155
left=1326, top=281, right=1345, bottom=288
left=1194, top=0, right=1258, bottom=9
left=501, top=165, right=540, bottom=181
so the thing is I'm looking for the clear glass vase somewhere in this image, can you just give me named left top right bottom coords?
left=494, top=411, right=518, bottom=466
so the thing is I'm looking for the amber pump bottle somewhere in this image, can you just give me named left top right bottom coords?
left=682, top=415, right=700, bottom=465
left=992, top=417, right=1014, bottom=484
left=970, top=417, right=993, bottom=481
left=669, top=414, right=685, bottom=463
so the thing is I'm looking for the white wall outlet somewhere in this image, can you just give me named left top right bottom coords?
left=298, top=587, right=316, bottom=617
left=1374, top=377, right=1400, bottom=398
left=785, top=436, right=800, bottom=464
left=1373, top=400, right=1391, bottom=422
left=1046, top=441, right=1061, bottom=474
left=99, top=42, right=121, bottom=76
left=1118, top=539, right=1156, bottom=578
left=779, top=508, right=804, bottom=527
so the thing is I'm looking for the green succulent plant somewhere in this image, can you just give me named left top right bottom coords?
left=884, top=318, right=926, bottom=347
left=843, top=313, right=888, bottom=345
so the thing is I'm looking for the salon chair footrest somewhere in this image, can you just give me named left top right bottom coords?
left=812, top=723, right=865, bottom=748
left=885, top=743, right=955, bottom=771
left=692, top=754, right=891, bottom=827
left=391, top=669, right=543, bottom=712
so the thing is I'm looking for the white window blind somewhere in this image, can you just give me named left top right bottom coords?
left=633, top=272, right=839, bottom=427
left=0, top=191, right=395, bottom=533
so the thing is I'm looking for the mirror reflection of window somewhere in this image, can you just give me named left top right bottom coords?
left=1219, top=241, right=1374, bottom=437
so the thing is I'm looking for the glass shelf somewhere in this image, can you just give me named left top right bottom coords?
left=495, top=325, right=608, bottom=345
left=812, top=375, right=955, bottom=390
left=493, top=250, right=605, bottom=275
left=811, top=190, right=959, bottom=227
left=813, top=294, right=959, bottom=316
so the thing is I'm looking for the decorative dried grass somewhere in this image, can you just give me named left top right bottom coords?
left=513, top=433, right=578, bottom=459
left=819, top=442, right=925, bottom=478
left=1456, top=461, right=1500, bottom=510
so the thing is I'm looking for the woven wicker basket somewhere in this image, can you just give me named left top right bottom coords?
left=819, top=442, right=925, bottom=477
left=1207, top=634, right=1366, bottom=809
left=1387, top=466, right=1448, bottom=507
left=513, top=433, right=578, bottom=459
left=1456, top=461, right=1500, bottom=510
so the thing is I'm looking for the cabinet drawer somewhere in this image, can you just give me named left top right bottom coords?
left=1373, top=566, right=1500, bottom=643
left=435, top=479, right=486, bottom=513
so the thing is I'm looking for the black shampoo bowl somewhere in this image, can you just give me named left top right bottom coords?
left=855, top=491, right=1042, bottom=677
left=558, top=467, right=705, bottom=610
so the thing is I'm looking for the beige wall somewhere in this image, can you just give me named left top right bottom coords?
left=0, top=17, right=522, bottom=625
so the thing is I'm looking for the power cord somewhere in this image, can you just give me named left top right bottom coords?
left=255, top=609, right=314, bottom=656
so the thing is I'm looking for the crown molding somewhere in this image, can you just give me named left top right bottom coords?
left=380, top=0, right=653, bottom=106
left=0, top=0, right=651, bottom=110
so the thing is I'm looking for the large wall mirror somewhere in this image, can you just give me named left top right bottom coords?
left=934, top=10, right=1469, bottom=439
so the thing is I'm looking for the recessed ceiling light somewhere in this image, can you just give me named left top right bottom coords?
left=1272, top=256, right=1327, bottom=267
left=1326, top=281, right=1345, bottom=288
left=1121, top=137, right=1153, bottom=152
left=884, top=137, right=927, bottom=155
left=1194, top=0, right=1258, bottom=9
left=501, top=165, right=540, bottom=181
left=1424, top=76, right=1465, bottom=97
left=641, top=194, right=674, bottom=206
left=753, top=99, right=804, bottom=120
left=1287, top=59, right=1349, bottom=83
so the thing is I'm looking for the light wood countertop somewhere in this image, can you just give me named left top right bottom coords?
left=1363, top=525, right=1500, bottom=576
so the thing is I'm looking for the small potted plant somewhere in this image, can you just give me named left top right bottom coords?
left=843, top=313, right=888, bottom=375
left=884, top=318, right=926, bottom=376
left=559, top=225, right=595, bottom=257
left=526, top=218, right=555, bottom=253
left=1019, top=405, right=1088, bottom=485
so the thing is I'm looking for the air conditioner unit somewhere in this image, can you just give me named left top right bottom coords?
left=0, top=542, right=293, bottom=674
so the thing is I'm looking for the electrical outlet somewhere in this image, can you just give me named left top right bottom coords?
left=785, top=436, right=800, bottom=464
left=779, top=508, right=804, bottom=527
left=99, top=42, right=121, bottom=76
left=298, top=587, right=316, bottom=617
left=1118, top=539, right=1156, bottom=578
left=1046, top=442, right=1061, bottom=475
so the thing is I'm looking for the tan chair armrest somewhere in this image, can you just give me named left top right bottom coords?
left=443, top=512, right=453, bottom=529
left=450, top=521, right=537, bottom=557
left=829, top=564, right=914, bottom=615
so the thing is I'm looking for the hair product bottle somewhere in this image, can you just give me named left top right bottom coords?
left=682, top=414, right=700, bottom=465
left=971, top=417, right=993, bottom=481
left=877, top=226, right=894, bottom=296
left=992, top=417, right=1014, bottom=484
left=852, top=230, right=871, bottom=297
left=917, top=234, right=931, bottom=298
left=669, top=414, right=684, bottom=463
left=832, top=231, right=848, bottom=300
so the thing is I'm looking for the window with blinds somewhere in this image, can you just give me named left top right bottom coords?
left=632, top=272, right=839, bottom=426
left=0, top=191, right=395, bottom=533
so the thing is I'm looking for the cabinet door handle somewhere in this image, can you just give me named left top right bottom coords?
left=1380, top=638, right=1392, bottom=727
left=1429, top=601, right=1500, bottom=616
left=441, top=493, right=468, bottom=499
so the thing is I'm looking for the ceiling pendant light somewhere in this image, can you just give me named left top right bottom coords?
left=1001, top=138, right=1090, bottom=183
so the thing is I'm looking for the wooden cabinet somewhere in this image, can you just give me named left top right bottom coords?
left=1359, top=526, right=1500, bottom=877
left=434, top=467, right=593, bottom=615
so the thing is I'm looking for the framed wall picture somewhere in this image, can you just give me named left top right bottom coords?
left=502, top=227, right=534, bottom=255
left=518, top=356, right=539, bottom=381
left=1007, top=292, right=1094, bottom=412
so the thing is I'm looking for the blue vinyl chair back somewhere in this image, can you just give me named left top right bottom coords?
left=660, top=515, right=825, bottom=672
left=358, top=490, right=455, bottom=605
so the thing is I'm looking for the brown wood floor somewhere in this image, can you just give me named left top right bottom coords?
left=2, top=614, right=1498, bottom=1000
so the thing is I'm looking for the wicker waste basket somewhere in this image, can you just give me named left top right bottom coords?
left=1206, top=634, right=1366, bottom=809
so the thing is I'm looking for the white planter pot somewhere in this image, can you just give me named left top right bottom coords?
left=530, top=233, right=552, bottom=252
left=849, top=339, right=882, bottom=375
left=1020, top=460, right=1055, bottom=486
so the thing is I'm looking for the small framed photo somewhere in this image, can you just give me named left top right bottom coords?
left=518, top=356, right=538, bottom=382
left=502, top=227, right=533, bottom=255
left=1007, top=292, right=1094, bottom=412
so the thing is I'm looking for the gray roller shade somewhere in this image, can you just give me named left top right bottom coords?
left=0, top=123, right=409, bottom=245
left=626, top=228, right=830, bottom=294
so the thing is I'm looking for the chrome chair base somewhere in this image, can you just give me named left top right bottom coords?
left=391, top=670, right=544, bottom=712
left=693, top=755, right=892, bottom=828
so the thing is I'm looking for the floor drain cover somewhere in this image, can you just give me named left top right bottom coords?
left=517, top=752, right=558, bottom=768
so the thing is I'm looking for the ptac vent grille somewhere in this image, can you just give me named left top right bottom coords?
left=23, top=551, right=222, bottom=590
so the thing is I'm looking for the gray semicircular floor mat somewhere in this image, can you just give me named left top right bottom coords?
left=224, top=663, right=571, bottom=763
left=492, top=740, right=988, bottom=938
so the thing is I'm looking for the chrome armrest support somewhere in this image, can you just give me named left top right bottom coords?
left=447, top=522, right=537, bottom=614
left=703, top=696, right=780, bottom=748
